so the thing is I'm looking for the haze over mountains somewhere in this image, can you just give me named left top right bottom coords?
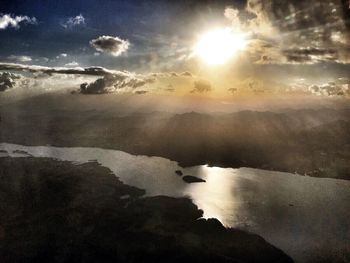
left=1, top=93, right=349, bottom=180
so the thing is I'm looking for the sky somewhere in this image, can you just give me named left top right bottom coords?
left=0, top=0, right=244, bottom=69
left=0, top=0, right=350, bottom=99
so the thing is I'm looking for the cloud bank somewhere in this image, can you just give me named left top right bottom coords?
left=90, top=35, right=130, bottom=56
left=0, top=62, right=115, bottom=76
left=0, top=62, right=195, bottom=95
left=225, top=0, right=350, bottom=64
left=0, top=63, right=148, bottom=94
left=1, top=62, right=348, bottom=97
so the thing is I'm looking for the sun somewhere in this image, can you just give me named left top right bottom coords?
left=194, top=28, right=247, bottom=65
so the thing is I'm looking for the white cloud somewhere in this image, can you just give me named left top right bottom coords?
left=0, top=14, right=37, bottom=30
left=61, top=14, right=85, bottom=28
left=90, top=35, right=130, bottom=56
left=8, top=55, right=32, bottom=62
left=65, top=61, right=79, bottom=67
left=56, top=53, right=68, bottom=59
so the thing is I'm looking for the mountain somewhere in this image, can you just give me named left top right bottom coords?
left=1, top=94, right=349, bottom=179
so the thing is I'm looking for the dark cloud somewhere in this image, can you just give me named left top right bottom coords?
left=226, top=0, right=350, bottom=64
left=90, top=35, right=129, bottom=56
left=80, top=74, right=155, bottom=94
left=149, top=71, right=195, bottom=78
left=134, top=90, right=148, bottom=95
left=265, top=0, right=349, bottom=64
left=180, top=71, right=193, bottom=77
left=282, top=48, right=338, bottom=64
left=190, top=80, right=212, bottom=93
left=80, top=79, right=107, bottom=94
left=228, top=87, right=237, bottom=94
left=0, top=72, right=21, bottom=91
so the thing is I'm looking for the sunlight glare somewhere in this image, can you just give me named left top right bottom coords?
left=194, top=27, right=246, bottom=65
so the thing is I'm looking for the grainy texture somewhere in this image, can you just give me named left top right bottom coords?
left=0, top=157, right=293, bottom=263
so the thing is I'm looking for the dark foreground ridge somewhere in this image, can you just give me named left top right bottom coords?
left=0, top=157, right=293, bottom=263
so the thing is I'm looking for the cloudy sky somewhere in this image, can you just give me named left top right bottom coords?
left=0, top=0, right=350, bottom=98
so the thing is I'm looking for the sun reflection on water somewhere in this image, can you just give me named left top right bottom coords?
left=184, top=165, right=241, bottom=227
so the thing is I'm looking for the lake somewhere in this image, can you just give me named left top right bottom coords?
left=1, top=142, right=349, bottom=263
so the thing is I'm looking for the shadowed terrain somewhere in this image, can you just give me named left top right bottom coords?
left=0, top=157, right=293, bottom=263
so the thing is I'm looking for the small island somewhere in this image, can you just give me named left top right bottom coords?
left=183, top=175, right=206, bottom=183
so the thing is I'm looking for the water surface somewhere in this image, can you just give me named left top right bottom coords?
left=1, top=143, right=349, bottom=262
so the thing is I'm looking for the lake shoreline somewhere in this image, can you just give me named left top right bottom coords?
left=0, top=156, right=293, bottom=263
left=0, top=140, right=347, bottom=181
left=1, top=142, right=349, bottom=263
